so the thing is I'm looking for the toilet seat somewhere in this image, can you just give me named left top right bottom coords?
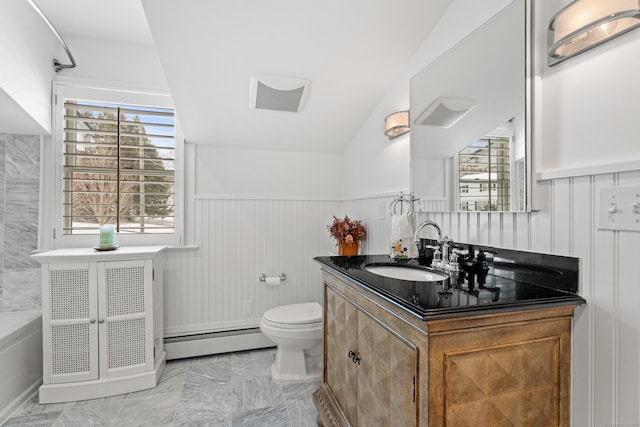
left=263, top=302, right=322, bottom=327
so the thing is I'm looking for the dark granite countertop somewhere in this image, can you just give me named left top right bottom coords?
left=314, top=252, right=586, bottom=320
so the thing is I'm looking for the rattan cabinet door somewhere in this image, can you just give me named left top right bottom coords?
left=43, top=262, right=99, bottom=384
left=98, top=259, right=154, bottom=379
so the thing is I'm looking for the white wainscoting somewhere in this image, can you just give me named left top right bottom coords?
left=163, top=198, right=340, bottom=337
left=417, top=198, right=448, bottom=213
left=343, top=173, right=639, bottom=427
left=341, top=194, right=400, bottom=256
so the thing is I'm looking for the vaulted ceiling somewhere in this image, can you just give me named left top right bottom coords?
left=34, top=0, right=453, bottom=153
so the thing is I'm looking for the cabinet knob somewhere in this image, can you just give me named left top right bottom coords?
left=89, top=319, right=96, bottom=324
left=98, top=319, right=105, bottom=324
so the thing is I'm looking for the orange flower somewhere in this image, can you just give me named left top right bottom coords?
left=328, top=215, right=366, bottom=246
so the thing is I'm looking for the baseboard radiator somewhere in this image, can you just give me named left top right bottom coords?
left=164, top=328, right=274, bottom=360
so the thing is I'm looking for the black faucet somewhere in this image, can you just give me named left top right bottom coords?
left=458, top=246, right=490, bottom=287
left=474, top=250, right=490, bottom=287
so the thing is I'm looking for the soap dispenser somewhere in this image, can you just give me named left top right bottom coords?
left=432, top=247, right=442, bottom=270
left=448, top=252, right=460, bottom=276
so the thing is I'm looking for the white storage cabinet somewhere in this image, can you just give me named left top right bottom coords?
left=32, top=246, right=167, bottom=404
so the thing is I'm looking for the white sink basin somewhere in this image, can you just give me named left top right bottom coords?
left=364, top=264, right=447, bottom=282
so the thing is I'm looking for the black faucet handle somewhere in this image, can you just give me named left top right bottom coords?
left=473, top=250, right=490, bottom=269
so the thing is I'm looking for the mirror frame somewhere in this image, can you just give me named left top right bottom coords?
left=410, top=0, right=534, bottom=213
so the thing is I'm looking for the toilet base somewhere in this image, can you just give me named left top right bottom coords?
left=271, top=345, right=321, bottom=382
left=271, top=362, right=321, bottom=383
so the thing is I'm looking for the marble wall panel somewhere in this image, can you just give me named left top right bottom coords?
left=3, top=223, right=39, bottom=269
left=0, top=133, right=41, bottom=312
left=6, top=135, right=39, bottom=179
left=0, top=135, right=6, bottom=221
left=1, top=268, right=41, bottom=311
left=4, top=179, right=39, bottom=225
left=0, top=224, right=4, bottom=289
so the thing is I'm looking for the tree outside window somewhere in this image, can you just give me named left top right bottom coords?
left=63, top=102, right=175, bottom=234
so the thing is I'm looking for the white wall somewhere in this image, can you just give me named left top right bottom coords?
left=534, top=4, right=640, bottom=423
left=59, top=36, right=168, bottom=90
left=194, top=145, right=342, bottom=199
left=341, top=0, right=513, bottom=198
left=539, top=0, right=640, bottom=173
left=0, top=0, right=59, bottom=134
left=163, top=198, right=340, bottom=336
left=162, top=143, right=343, bottom=334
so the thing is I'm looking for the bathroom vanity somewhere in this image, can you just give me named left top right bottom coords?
left=313, top=248, right=585, bottom=427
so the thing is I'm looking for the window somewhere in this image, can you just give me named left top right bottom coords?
left=62, top=101, right=175, bottom=234
left=457, top=137, right=511, bottom=211
left=43, top=83, right=183, bottom=249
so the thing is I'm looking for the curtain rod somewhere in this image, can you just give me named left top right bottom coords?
left=27, top=0, right=77, bottom=72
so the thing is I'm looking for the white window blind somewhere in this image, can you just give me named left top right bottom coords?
left=458, top=137, right=511, bottom=211
left=62, top=101, right=175, bottom=234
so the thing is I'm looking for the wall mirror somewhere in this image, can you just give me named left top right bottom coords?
left=410, top=0, right=531, bottom=212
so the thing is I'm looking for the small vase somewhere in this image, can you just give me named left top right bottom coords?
left=339, top=242, right=359, bottom=256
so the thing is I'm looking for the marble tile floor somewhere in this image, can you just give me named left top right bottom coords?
left=2, top=348, right=320, bottom=427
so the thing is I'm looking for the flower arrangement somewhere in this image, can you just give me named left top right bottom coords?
left=328, top=215, right=366, bottom=247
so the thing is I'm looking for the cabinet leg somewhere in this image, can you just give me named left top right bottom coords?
left=316, top=415, right=324, bottom=426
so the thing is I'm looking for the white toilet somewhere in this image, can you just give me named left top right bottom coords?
left=259, top=302, right=323, bottom=382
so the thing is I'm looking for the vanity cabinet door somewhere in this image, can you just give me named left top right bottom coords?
left=324, top=286, right=418, bottom=427
left=357, top=312, right=417, bottom=427
left=325, top=287, right=359, bottom=425
left=428, top=314, right=572, bottom=427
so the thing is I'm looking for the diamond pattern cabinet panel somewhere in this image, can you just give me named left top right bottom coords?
left=33, top=246, right=167, bottom=404
left=320, top=285, right=418, bottom=427
left=325, top=287, right=359, bottom=426
left=357, top=312, right=417, bottom=427
left=429, top=315, right=572, bottom=427
left=444, top=338, right=560, bottom=426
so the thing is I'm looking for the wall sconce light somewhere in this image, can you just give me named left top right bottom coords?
left=385, top=111, right=410, bottom=139
left=548, top=0, right=640, bottom=66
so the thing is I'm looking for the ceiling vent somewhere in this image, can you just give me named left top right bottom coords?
left=249, top=73, right=311, bottom=113
left=414, top=97, right=475, bottom=128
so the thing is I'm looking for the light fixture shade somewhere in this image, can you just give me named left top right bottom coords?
left=548, top=0, right=640, bottom=66
left=385, top=111, right=410, bottom=139
left=249, top=73, right=311, bottom=112
left=414, top=98, right=474, bottom=128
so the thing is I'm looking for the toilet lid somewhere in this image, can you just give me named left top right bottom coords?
left=263, top=302, right=322, bottom=325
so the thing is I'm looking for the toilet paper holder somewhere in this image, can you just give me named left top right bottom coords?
left=259, top=273, right=287, bottom=282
